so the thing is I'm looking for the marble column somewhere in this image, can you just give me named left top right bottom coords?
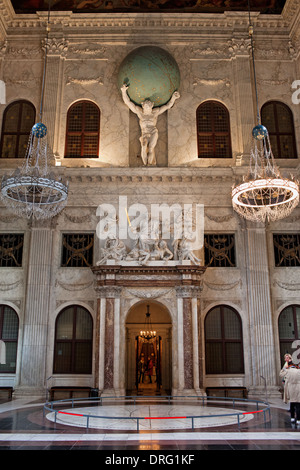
left=95, top=286, right=122, bottom=395
left=244, top=222, right=280, bottom=398
left=17, top=223, right=54, bottom=396
left=176, top=285, right=203, bottom=395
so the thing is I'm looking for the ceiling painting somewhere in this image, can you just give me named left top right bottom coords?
left=10, top=0, right=286, bottom=15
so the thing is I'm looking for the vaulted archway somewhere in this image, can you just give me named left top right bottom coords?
left=125, top=300, right=172, bottom=395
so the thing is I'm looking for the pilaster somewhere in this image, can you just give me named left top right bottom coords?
left=175, top=285, right=203, bottom=396
left=244, top=222, right=280, bottom=399
left=16, top=220, right=54, bottom=397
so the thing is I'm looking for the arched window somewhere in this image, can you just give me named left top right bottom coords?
left=0, top=100, right=35, bottom=158
left=205, top=305, right=244, bottom=374
left=278, top=305, right=300, bottom=363
left=65, top=101, right=100, bottom=158
left=53, top=305, right=93, bottom=374
left=0, top=305, right=19, bottom=373
left=196, top=101, right=232, bottom=158
left=261, top=101, right=297, bottom=158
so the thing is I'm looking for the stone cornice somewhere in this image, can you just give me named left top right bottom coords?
left=0, top=9, right=296, bottom=39
left=1, top=165, right=299, bottom=187
left=0, top=0, right=297, bottom=34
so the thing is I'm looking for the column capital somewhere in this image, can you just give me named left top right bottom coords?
left=175, top=285, right=202, bottom=298
left=95, top=285, right=122, bottom=298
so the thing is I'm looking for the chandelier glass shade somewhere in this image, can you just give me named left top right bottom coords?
left=1, top=124, right=69, bottom=220
left=0, top=5, right=69, bottom=220
left=140, top=305, right=156, bottom=341
left=232, top=131, right=299, bottom=223
left=231, top=3, right=299, bottom=223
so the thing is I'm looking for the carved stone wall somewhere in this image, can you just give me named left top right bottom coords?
left=0, top=1, right=299, bottom=399
left=92, top=263, right=205, bottom=395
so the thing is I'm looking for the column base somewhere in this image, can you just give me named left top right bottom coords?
left=100, top=388, right=126, bottom=397
left=172, top=388, right=206, bottom=398
left=14, top=386, right=46, bottom=400
left=247, top=385, right=281, bottom=402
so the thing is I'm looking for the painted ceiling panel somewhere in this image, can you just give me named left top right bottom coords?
left=10, top=0, right=286, bottom=15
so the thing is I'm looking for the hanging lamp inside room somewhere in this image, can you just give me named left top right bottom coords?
left=140, top=305, right=157, bottom=341
left=231, top=1, right=299, bottom=223
left=0, top=3, right=68, bottom=220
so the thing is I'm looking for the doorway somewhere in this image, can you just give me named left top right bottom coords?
left=136, top=335, right=162, bottom=395
left=126, top=300, right=172, bottom=395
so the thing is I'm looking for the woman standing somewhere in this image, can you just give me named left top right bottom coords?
left=280, top=355, right=300, bottom=424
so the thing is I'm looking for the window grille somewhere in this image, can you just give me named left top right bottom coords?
left=0, top=234, right=24, bottom=267
left=273, top=233, right=300, bottom=267
left=61, top=233, right=94, bottom=267
left=204, top=234, right=236, bottom=267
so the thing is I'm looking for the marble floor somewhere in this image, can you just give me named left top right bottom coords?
left=0, top=394, right=300, bottom=454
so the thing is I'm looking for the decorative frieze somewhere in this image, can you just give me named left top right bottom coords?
left=0, top=279, right=23, bottom=291
left=203, top=279, right=241, bottom=291
left=92, top=263, right=206, bottom=289
left=126, top=287, right=173, bottom=299
left=55, top=279, right=95, bottom=291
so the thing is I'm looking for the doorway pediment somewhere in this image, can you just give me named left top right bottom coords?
left=91, top=261, right=206, bottom=290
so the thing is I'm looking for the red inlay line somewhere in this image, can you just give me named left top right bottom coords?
left=56, top=410, right=266, bottom=419
left=144, top=416, right=187, bottom=420
left=58, top=411, right=84, bottom=417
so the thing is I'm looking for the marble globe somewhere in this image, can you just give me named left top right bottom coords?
left=117, top=46, right=180, bottom=108
left=32, top=123, right=47, bottom=138
left=252, top=124, right=268, bottom=141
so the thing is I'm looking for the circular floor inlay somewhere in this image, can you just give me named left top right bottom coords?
left=46, top=404, right=254, bottom=430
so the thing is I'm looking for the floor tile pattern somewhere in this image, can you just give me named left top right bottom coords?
left=0, top=396, right=299, bottom=452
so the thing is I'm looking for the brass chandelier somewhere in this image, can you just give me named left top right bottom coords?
left=0, top=4, right=68, bottom=220
left=140, top=305, right=157, bottom=341
left=231, top=1, right=299, bottom=223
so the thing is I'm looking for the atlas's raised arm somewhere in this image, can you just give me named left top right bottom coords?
left=156, top=91, right=180, bottom=115
left=121, top=84, right=141, bottom=115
